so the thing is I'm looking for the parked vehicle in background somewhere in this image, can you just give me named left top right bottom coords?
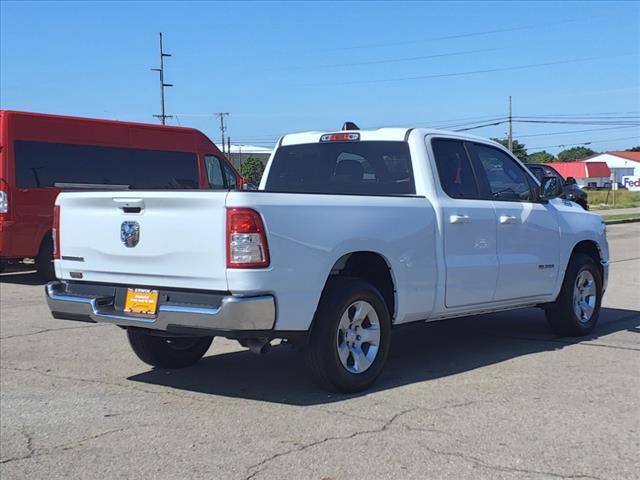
left=46, top=124, right=609, bottom=393
left=525, top=163, right=589, bottom=210
left=0, top=110, right=241, bottom=278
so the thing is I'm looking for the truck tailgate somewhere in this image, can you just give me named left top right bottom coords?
left=56, top=191, right=229, bottom=290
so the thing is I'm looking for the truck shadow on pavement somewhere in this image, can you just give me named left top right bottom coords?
left=128, top=306, right=639, bottom=406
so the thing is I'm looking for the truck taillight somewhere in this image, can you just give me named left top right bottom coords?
left=0, top=190, right=7, bottom=214
left=226, top=208, right=270, bottom=268
left=53, top=205, right=61, bottom=259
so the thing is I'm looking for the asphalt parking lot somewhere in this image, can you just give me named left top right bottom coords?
left=1, top=223, right=638, bottom=480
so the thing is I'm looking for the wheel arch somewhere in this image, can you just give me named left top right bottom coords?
left=321, top=250, right=397, bottom=321
left=569, top=240, right=604, bottom=280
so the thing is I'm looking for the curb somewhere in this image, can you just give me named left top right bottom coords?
left=603, top=218, right=640, bottom=225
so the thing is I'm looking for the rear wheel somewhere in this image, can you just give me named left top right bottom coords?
left=35, top=235, right=55, bottom=281
left=127, top=329, right=214, bottom=369
left=545, top=253, right=602, bottom=336
left=305, top=277, right=391, bottom=393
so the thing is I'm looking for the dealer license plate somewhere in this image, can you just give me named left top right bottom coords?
left=124, top=288, right=159, bottom=315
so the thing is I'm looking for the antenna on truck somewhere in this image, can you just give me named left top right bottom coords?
left=342, top=122, right=360, bottom=131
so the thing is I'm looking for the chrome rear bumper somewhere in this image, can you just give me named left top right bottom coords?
left=46, top=281, right=276, bottom=333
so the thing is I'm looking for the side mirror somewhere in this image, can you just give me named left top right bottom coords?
left=539, top=176, right=563, bottom=201
left=565, top=176, right=577, bottom=186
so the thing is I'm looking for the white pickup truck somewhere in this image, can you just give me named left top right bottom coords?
left=46, top=125, right=609, bottom=392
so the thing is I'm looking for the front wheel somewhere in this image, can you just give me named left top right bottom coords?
left=305, top=277, right=391, bottom=393
left=545, top=253, right=602, bottom=336
left=127, top=329, right=214, bottom=368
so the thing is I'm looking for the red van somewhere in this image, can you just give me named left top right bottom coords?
left=0, top=110, right=242, bottom=279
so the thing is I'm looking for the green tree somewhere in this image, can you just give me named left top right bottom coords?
left=625, top=146, right=640, bottom=152
left=557, top=146, right=597, bottom=162
left=491, top=138, right=528, bottom=162
left=527, top=150, right=556, bottom=163
left=240, top=157, right=265, bottom=184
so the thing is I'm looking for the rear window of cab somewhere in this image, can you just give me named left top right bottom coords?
left=265, top=141, right=415, bottom=195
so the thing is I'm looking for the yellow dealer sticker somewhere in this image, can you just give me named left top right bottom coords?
left=124, top=289, right=159, bottom=315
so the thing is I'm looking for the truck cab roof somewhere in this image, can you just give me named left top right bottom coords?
left=279, top=127, right=499, bottom=147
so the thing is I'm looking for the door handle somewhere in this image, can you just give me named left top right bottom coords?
left=449, top=214, right=470, bottom=224
left=113, top=198, right=145, bottom=213
left=499, top=215, right=517, bottom=224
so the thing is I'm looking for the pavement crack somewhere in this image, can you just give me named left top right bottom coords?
left=490, top=333, right=640, bottom=352
left=58, top=425, right=147, bottom=451
left=0, top=425, right=35, bottom=465
left=0, top=424, right=146, bottom=465
left=610, top=257, right=640, bottom=264
left=417, top=444, right=604, bottom=480
left=0, top=323, right=106, bottom=340
left=0, top=365, right=216, bottom=405
left=242, top=407, right=420, bottom=480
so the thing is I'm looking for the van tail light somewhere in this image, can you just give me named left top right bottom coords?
left=226, top=208, right=269, bottom=268
left=52, top=205, right=61, bottom=259
left=0, top=190, right=7, bottom=215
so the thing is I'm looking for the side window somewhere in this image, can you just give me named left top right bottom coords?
left=528, top=166, right=544, bottom=182
left=204, top=155, right=225, bottom=189
left=431, top=138, right=479, bottom=199
left=472, top=144, right=533, bottom=202
left=14, top=141, right=198, bottom=189
left=222, top=162, right=237, bottom=190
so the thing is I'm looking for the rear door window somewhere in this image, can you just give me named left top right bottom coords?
left=265, top=141, right=415, bottom=195
left=14, top=141, right=198, bottom=189
left=204, top=155, right=226, bottom=189
left=431, top=138, right=479, bottom=199
left=221, top=162, right=238, bottom=190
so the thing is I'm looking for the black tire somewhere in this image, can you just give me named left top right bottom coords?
left=305, top=277, right=391, bottom=393
left=35, top=235, right=56, bottom=281
left=127, top=329, right=214, bottom=369
left=545, top=253, right=602, bottom=337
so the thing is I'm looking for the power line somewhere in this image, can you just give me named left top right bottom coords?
left=281, top=48, right=496, bottom=70
left=515, top=119, right=639, bottom=126
left=518, top=125, right=640, bottom=138
left=450, top=117, right=639, bottom=132
left=528, top=136, right=640, bottom=151
left=303, top=53, right=638, bottom=86
left=454, top=120, right=508, bottom=132
left=329, top=15, right=600, bottom=51
left=511, top=111, right=640, bottom=118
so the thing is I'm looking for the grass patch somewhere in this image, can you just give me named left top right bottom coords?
left=588, top=190, right=640, bottom=210
left=601, top=213, right=640, bottom=223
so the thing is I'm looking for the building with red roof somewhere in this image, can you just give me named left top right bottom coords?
left=551, top=162, right=611, bottom=188
left=580, top=151, right=640, bottom=185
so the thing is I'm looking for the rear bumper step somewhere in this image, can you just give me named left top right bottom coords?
left=46, top=281, right=276, bottom=333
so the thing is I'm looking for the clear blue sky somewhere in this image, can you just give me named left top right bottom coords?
left=1, top=1, right=638, bottom=154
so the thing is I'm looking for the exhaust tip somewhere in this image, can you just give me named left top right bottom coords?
left=246, top=338, right=271, bottom=355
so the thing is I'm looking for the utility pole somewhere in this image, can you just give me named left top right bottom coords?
left=216, top=112, right=229, bottom=153
left=151, top=32, right=173, bottom=125
left=507, top=95, right=513, bottom=152
left=227, top=137, right=231, bottom=163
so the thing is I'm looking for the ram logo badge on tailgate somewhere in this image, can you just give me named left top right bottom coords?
left=120, top=221, right=140, bottom=248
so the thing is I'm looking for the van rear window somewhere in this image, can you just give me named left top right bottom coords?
left=14, top=141, right=199, bottom=189
left=265, top=141, right=415, bottom=195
